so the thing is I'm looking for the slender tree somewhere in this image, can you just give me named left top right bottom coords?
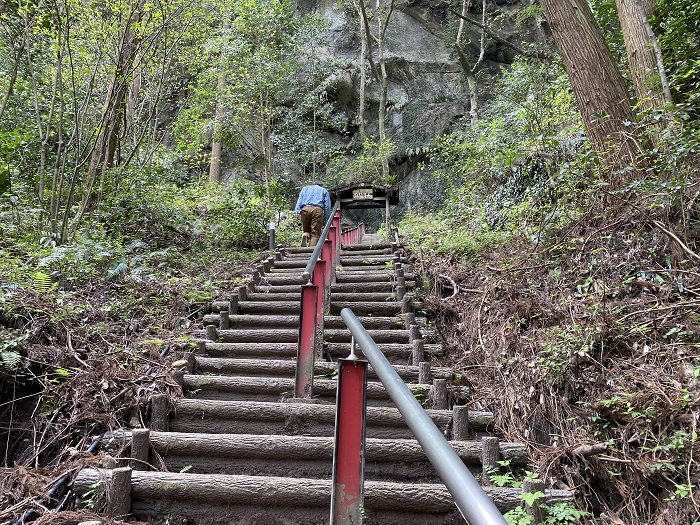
left=616, top=0, right=672, bottom=111
left=454, top=0, right=486, bottom=124
left=209, top=17, right=231, bottom=183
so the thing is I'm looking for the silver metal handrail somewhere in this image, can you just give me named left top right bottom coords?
left=340, top=308, right=508, bottom=525
left=302, top=201, right=340, bottom=283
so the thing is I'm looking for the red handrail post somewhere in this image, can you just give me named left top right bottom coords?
left=322, top=239, right=333, bottom=289
left=312, top=258, right=326, bottom=357
left=327, top=228, right=338, bottom=284
left=295, top=283, right=318, bottom=398
left=331, top=357, right=368, bottom=525
left=333, top=211, right=341, bottom=260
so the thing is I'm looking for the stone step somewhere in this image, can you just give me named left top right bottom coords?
left=182, top=375, right=428, bottom=404
left=194, top=357, right=453, bottom=381
left=104, top=431, right=527, bottom=481
left=74, top=469, right=573, bottom=525
left=168, top=399, right=493, bottom=439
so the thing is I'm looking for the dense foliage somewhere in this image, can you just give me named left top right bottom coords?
left=397, top=3, right=700, bottom=524
left=2, top=0, right=700, bottom=523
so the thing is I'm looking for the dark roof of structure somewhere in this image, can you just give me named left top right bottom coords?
left=330, top=181, right=399, bottom=209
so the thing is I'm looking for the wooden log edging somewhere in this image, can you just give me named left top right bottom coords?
left=194, top=357, right=454, bottom=381
left=170, top=399, right=494, bottom=435
left=104, top=431, right=528, bottom=466
left=74, top=469, right=573, bottom=513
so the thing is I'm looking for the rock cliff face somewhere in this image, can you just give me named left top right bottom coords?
left=297, top=0, right=548, bottom=213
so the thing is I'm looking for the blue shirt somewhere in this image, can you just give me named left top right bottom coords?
left=295, top=185, right=332, bottom=224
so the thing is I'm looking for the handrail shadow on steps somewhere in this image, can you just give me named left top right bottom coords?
left=336, top=307, right=509, bottom=525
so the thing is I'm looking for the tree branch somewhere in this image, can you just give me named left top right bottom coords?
left=358, top=0, right=380, bottom=82
left=448, top=8, right=541, bottom=59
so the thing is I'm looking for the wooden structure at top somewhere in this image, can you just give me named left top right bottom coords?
left=332, top=182, right=399, bottom=210
left=332, top=183, right=399, bottom=232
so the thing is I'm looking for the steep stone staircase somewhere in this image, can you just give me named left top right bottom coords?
left=74, top=232, right=572, bottom=524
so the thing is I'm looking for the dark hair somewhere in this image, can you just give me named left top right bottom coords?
left=312, top=181, right=323, bottom=187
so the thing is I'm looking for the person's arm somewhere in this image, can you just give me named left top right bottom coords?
left=323, top=191, right=332, bottom=224
left=295, top=188, right=305, bottom=217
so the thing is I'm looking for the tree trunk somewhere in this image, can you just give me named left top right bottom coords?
left=209, top=17, right=230, bottom=183
left=76, top=0, right=143, bottom=228
left=540, top=0, right=639, bottom=174
left=616, top=0, right=668, bottom=112
left=357, top=3, right=367, bottom=140
left=454, top=0, right=485, bottom=124
left=376, top=0, right=394, bottom=183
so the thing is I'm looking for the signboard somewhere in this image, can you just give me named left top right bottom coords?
left=352, top=188, right=373, bottom=201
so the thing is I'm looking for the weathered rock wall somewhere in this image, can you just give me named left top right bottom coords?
left=298, top=0, right=549, bottom=212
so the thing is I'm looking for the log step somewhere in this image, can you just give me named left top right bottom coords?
left=212, top=298, right=322, bottom=313
left=169, top=399, right=493, bottom=439
left=182, top=375, right=429, bottom=404
left=258, top=275, right=307, bottom=286
left=284, top=247, right=315, bottom=254
left=339, top=248, right=392, bottom=255
left=331, top=292, right=398, bottom=302
left=203, top=314, right=407, bottom=330
left=246, top=292, right=301, bottom=301
left=324, top=342, right=443, bottom=361
left=197, top=341, right=441, bottom=361
left=199, top=328, right=408, bottom=344
left=330, top=302, right=401, bottom=315
left=266, top=268, right=312, bottom=274
left=254, top=285, right=302, bottom=293
left=202, top=342, right=298, bottom=359
left=341, top=242, right=393, bottom=250
left=206, top=328, right=299, bottom=343
left=339, top=256, right=398, bottom=266
left=195, top=357, right=454, bottom=381
left=335, top=273, right=414, bottom=283
left=270, top=259, right=311, bottom=269
left=104, top=431, right=527, bottom=481
left=238, top=301, right=301, bottom=314
left=74, top=468, right=573, bottom=524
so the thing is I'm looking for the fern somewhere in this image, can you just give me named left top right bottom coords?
left=106, top=261, right=128, bottom=280
left=0, top=331, right=26, bottom=373
left=33, top=271, right=53, bottom=294
left=1, top=350, right=22, bottom=370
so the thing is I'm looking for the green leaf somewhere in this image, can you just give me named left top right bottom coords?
left=519, top=490, right=545, bottom=506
